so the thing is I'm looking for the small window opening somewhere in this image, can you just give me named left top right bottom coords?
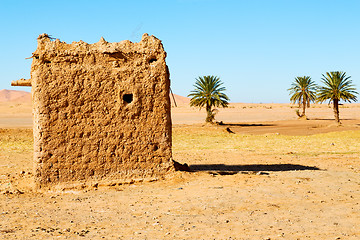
left=148, top=58, right=157, bottom=64
left=123, top=94, right=133, bottom=104
left=153, top=144, right=159, bottom=151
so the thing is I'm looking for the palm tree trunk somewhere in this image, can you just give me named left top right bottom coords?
left=206, top=103, right=212, bottom=123
left=302, top=100, right=306, bottom=117
left=333, top=99, right=340, bottom=124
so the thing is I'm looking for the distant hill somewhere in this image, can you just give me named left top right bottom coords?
left=0, top=89, right=31, bottom=102
left=170, top=93, right=190, bottom=106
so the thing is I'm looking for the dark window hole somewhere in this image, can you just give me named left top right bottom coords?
left=148, top=58, right=157, bottom=64
left=153, top=144, right=159, bottom=151
left=123, top=94, right=133, bottom=104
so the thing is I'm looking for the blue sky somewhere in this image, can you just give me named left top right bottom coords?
left=1, top=0, right=359, bottom=103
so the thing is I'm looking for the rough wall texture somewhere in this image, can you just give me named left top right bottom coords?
left=30, top=33, right=174, bottom=189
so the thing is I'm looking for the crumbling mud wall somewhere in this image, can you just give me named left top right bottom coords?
left=27, top=33, right=174, bottom=188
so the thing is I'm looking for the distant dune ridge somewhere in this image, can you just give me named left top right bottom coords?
left=0, top=89, right=31, bottom=102
left=170, top=93, right=190, bottom=106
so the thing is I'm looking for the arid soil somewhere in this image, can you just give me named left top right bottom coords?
left=0, top=98, right=359, bottom=239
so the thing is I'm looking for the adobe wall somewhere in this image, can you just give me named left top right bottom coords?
left=30, top=34, right=174, bottom=189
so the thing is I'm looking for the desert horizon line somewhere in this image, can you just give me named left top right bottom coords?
left=2, top=88, right=360, bottom=105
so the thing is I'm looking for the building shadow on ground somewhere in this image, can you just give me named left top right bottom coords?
left=218, top=123, right=275, bottom=127
left=189, top=164, right=320, bottom=175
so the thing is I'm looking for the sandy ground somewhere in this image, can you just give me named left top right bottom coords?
left=172, top=102, right=360, bottom=124
left=1, top=101, right=360, bottom=128
left=0, top=102, right=359, bottom=239
left=0, top=102, right=32, bottom=128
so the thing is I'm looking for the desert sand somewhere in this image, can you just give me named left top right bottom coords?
left=0, top=91, right=359, bottom=239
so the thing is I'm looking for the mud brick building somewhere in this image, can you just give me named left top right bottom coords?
left=12, top=33, right=175, bottom=189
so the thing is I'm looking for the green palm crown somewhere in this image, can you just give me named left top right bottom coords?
left=188, top=75, right=229, bottom=122
left=288, top=76, right=317, bottom=107
left=317, top=71, right=358, bottom=124
left=317, top=71, right=358, bottom=103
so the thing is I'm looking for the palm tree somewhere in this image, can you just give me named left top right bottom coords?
left=288, top=76, right=317, bottom=118
left=188, top=75, right=229, bottom=123
left=317, top=71, right=358, bottom=124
